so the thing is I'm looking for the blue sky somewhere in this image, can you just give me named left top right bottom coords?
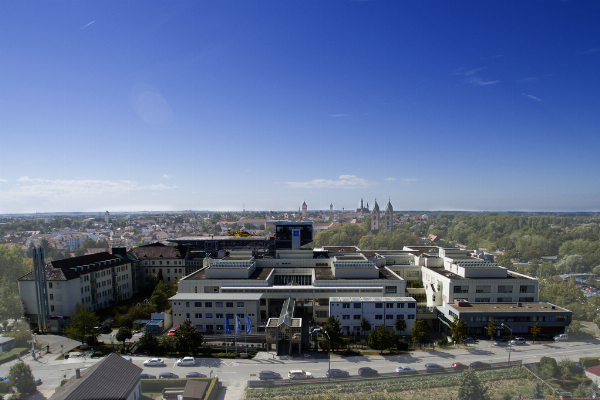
left=1, top=1, right=599, bottom=213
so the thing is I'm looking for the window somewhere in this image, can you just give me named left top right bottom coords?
left=397, top=315, right=404, bottom=319
left=159, top=261, right=162, bottom=265
left=216, top=313, right=223, bottom=319
left=375, top=315, right=383, bottom=320
left=476, top=286, right=491, bottom=293
left=237, top=302, right=244, bottom=308
left=520, top=285, right=534, bottom=293
left=195, top=313, right=202, bottom=318
left=475, top=298, right=490, bottom=303
left=167, top=269, right=170, bottom=273
left=375, top=303, right=383, bottom=308
left=186, top=313, right=190, bottom=318
left=206, top=325, right=213, bottom=331
left=48, top=282, right=53, bottom=288
left=343, top=315, right=350, bottom=320
left=407, top=315, right=415, bottom=319
left=342, top=303, right=350, bottom=308
left=407, top=303, right=416, bottom=308
left=216, top=302, right=223, bottom=308
left=167, top=277, right=171, bottom=282
left=226, top=314, right=234, bottom=319
left=353, top=315, right=361, bottom=320
left=454, top=286, right=469, bottom=293
left=205, top=302, right=212, bottom=307
left=237, top=314, right=244, bottom=318
left=206, top=313, right=213, bottom=318
left=50, top=294, right=54, bottom=300
left=449, top=310, right=458, bottom=318
left=167, top=261, right=170, bottom=265
left=226, top=302, right=233, bottom=308
left=194, top=302, right=202, bottom=307
left=497, top=297, right=512, bottom=302
left=498, top=285, right=513, bottom=293
left=519, top=297, right=535, bottom=302
left=385, top=286, right=397, bottom=294
left=216, top=325, right=224, bottom=331
left=385, top=303, right=394, bottom=309
left=152, top=261, right=155, bottom=265
left=186, top=302, right=190, bottom=307
left=353, top=303, right=361, bottom=308
left=397, top=303, right=404, bottom=308
left=386, top=315, right=394, bottom=320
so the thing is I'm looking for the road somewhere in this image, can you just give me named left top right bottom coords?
left=2, top=336, right=600, bottom=399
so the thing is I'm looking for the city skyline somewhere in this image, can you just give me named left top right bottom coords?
left=1, top=1, right=599, bottom=213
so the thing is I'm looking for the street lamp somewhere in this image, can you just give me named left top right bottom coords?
left=500, top=323, right=513, bottom=364
left=324, top=330, right=331, bottom=382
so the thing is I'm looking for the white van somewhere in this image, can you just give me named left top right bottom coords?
left=554, top=334, right=568, bottom=341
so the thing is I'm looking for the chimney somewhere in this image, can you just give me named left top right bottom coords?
left=76, top=368, right=81, bottom=379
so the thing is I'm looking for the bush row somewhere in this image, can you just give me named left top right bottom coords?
left=0, top=348, right=30, bottom=365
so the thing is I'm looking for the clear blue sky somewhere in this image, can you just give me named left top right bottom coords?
left=1, top=1, right=599, bottom=213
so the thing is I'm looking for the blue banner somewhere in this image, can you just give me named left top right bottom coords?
left=225, top=316, right=231, bottom=334
left=245, top=315, right=252, bottom=335
left=235, top=314, right=242, bottom=335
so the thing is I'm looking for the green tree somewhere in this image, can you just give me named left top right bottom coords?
left=410, top=319, right=429, bottom=344
left=137, top=332, right=159, bottom=353
left=64, top=303, right=100, bottom=345
left=150, top=291, right=169, bottom=311
left=323, top=316, right=344, bottom=351
left=457, top=367, right=491, bottom=400
left=487, top=318, right=497, bottom=338
left=116, top=327, right=132, bottom=347
left=159, top=335, right=175, bottom=353
left=7, top=361, right=36, bottom=395
left=540, top=356, right=559, bottom=378
left=174, top=320, right=204, bottom=355
left=450, top=317, right=468, bottom=343
left=530, top=381, right=543, bottom=399
left=531, top=321, right=541, bottom=343
left=361, top=317, right=372, bottom=337
left=395, top=317, right=407, bottom=333
left=367, top=325, right=397, bottom=354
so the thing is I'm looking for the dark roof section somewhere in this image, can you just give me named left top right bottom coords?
left=185, top=267, right=273, bottom=281
left=50, top=353, right=142, bottom=400
left=18, top=252, right=132, bottom=282
left=182, top=380, right=209, bottom=400
left=130, top=243, right=186, bottom=260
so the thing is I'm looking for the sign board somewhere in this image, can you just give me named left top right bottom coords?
left=250, top=374, right=256, bottom=376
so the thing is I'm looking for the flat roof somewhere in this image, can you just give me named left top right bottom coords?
left=169, top=293, right=263, bottom=301
left=183, top=267, right=273, bottom=281
left=424, top=266, right=514, bottom=280
left=447, top=302, right=570, bottom=313
left=330, top=297, right=416, bottom=302
left=171, top=235, right=270, bottom=241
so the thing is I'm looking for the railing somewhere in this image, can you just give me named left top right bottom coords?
left=248, top=360, right=523, bottom=387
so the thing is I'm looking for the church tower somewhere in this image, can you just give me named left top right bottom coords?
left=371, top=200, right=380, bottom=234
left=330, top=203, right=333, bottom=213
left=384, top=200, right=394, bottom=233
left=301, top=201, right=307, bottom=219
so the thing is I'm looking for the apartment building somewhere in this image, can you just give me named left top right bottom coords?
left=130, top=243, right=187, bottom=284
left=18, top=252, right=134, bottom=323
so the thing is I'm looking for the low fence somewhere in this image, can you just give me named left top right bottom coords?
left=248, top=360, right=523, bottom=388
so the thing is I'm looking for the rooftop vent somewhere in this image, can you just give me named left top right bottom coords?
left=551, top=305, right=556, bottom=309
left=526, top=306, right=531, bottom=308
left=541, top=306, right=547, bottom=308
left=509, top=306, right=515, bottom=308
left=494, top=306, right=499, bottom=309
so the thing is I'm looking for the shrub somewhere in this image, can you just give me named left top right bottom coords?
left=579, top=357, right=600, bottom=368
left=0, top=381, right=13, bottom=394
left=437, top=338, right=449, bottom=347
left=540, top=356, right=559, bottom=378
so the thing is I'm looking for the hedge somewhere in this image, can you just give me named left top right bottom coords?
left=0, top=348, right=30, bottom=365
left=0, top=381, right=13, bottom=394
left=579, top=357, right=600, bottom=368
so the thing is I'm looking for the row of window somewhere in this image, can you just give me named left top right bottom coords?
left=338, top=302, right=415, bottom=309
left=473, top=297, right=535, bottom=303
left=146, top=268, right=183, bottom=274
left=470, top=315, right=567, bottom=322
left=180, top=301, right=245, bottom=308
left=340, top=314, right=415, bottom=320
left=454, top=285, right=536, bottom=294
left=148, top=260, right=183, bottom=266
left=180, top=313, right=251, bottom=319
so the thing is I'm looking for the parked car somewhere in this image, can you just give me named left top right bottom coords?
left=143, top=358, right=165, bottom=367
left=492, top=339, right=509, bottom=346
left=186, top=372, right=207, bottom=378
left=396, top=366, right=417, bottom=374
left=288, top=370, right=313, bottom=379
left=554, top=334, right=568, bottom=341
left=167, top=328, right=177, bottom=336
left=159, top=372, right=179, bottom=379
left=358, top=367, right=379, bottom=377
left=451, top=362, right=468, bottom=370
left=511, top=337, right=526, bottom=345
left=326, top=369, right=349, bottom=378
left=140, top=374, right=156, bottom=379
left=462, top=337, right=476, bottom=344
left=425, top=363, right=445, bottom=373
left=176, top=357, right=196, bottom=366
left=469, top=361, right=490, bottom=369
left=258, top=371, right=282, bottom=380
left=34, top=377, right=42, bottom=385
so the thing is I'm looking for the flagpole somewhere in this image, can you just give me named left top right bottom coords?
left=245, top=316, right=248, bottom=354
